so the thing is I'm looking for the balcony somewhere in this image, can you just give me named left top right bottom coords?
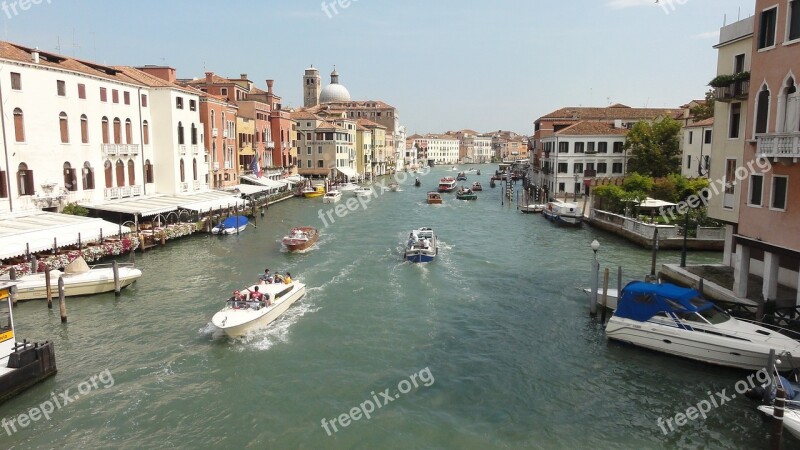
left=118, top=144, right=141, bottom=156
left=213, top=162, right=220, bottom=171
left=179, top=182, right=189, bottom=193
left=192, top=145, right=200, bottom=155
left=266, top=140, right=275, bottom=148
left=102, top=144, right=118, bottom=156
left=715, top=79, right=750, bottom=102
left=756, top=133, right=800, bottom=161
left=224, top=160, right=233, bottom=170
left=212, top=128, right=218, bottom=137
left=104, top=187, right=120, bottom=200
left=179, top=145, right=187, bottom=156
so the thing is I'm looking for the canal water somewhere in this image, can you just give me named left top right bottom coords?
left=3, top=166, right=782, bottom=449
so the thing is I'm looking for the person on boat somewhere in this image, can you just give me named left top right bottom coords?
left=274, top=273, right=284, bottom=284
left=284, top=272, right=292, bottom=284
left=250, top=286, right=264, bottom=301
left=230, top=290, right=241, bottom=302
left=259, top=269, right=271, bottom=282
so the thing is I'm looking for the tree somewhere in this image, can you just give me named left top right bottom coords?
left=624, top=117, right=682, bottom=178
left=690, top=90, right=715, bottom=121
left=62, top=202, right=88, bottom=216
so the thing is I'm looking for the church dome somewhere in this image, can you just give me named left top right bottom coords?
left=319, top=67, right=351, bottom=103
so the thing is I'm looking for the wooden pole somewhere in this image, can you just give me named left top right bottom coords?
left=589, top=257, right=598, bottom=317
left=650, top=227, right=659, bottom=277
left=112, top=260, right=121, bottom=296
left=9, top=268, right=17, bottom=307
left=53, top=237, right=58, bottom=255
left=600, top=267, right=610, bottom=323
left=78, top=232, right=82, bottom=250
left=58, top=276, right=67, bottom=323
left=45, top=268, right=53, bottom=309
left=698, top=278, right=704, bottom=296
left=617, top=265, right=623, bottom=295
left=771, top=387, right=785, bottom=450
left=30, top=255, right=37, bottom=274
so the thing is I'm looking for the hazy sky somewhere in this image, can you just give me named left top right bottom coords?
left=2, top=0, right=755, bottom=135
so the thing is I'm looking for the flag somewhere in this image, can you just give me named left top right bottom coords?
left=251, top=156, right=261, bottom=178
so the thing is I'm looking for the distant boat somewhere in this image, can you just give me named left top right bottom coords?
left=471, top=182, right=483, bottom=191
left=322, top=190, right=342, bottom=204
left=542, top=201, right=582, bottom=226
left=404, top=227, right=438, bottom=263
left=456, top=186, right=477, bottom=200
left=282, top=227, right=320, bottom=252
left=303, top=186, right=325, bottom=198
left=426, top=192, right=442, bottom=204
left=414, top=178, right=421, bottom=187
left=476, top=169, right=481, bottom=175
left=489, top=179, right=496, bottom=188
left=456, top=172, right=467, bottom=181
left=212, top=215, right=249, bottom=234
left=389, top=182, right=400, bottom=192
left=520, top=204, right=545, bottom=214
left=354, top=187, right=373, bottom=198
left=438, top=177, right=457, bottom=192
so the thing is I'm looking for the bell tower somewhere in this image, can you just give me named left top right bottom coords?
left=303, top=66, right=321, bottom=107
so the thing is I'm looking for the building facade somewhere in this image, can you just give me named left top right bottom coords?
left=680, top=118, right=714, bottom=178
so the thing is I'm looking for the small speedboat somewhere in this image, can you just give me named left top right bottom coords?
left=212, top=215, right=249, bottom=234
left=282, top=226, right=320, bottom=252
left=438, top=177, right=457, bottom=193
left=404, top=227, right=438, bottom=263
left=389, top=183, right=400, bottom=192
left=302, top=186, right=325, bottom=198
left=476, top=169, right=481, bottom=176
left=426, top=192, right=442, bottom=204
left=456, top=172, right=467, bottom=181
left=322, top=190, right=342, bottom=204
left=3, top=256, right=142, bottom=301
left=336, top=183, right=359, bottom=192
left=471, top=182, right=483, bottom=191
left=456, top=187, right=477, bottom=200
left=354, top=187, right=373, bottom=198
left=520, top=204, right=545, bottom=214
left=211, top=281, right=307, bottom=337
left=489, top=179, right=496, bottom=188
left=606, top=281, right=800, bottom=370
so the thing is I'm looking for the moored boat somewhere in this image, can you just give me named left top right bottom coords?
left=212, top=215, right=249, bottom=234
left=404, top=227, right=438, bottom=263
left=476, top=169, right=481, bottom=175
left=336, top=183, right=359, bottom=192
left=282, top=226, right=320, bottom=252
left=471, top=182, right=483, bottom=191
left=354, top=187, right=373, bottom=198
left=303, top=186, right=325, bottom=198
left=542, top=201, right=583, bottom=226
left=520, top=204, right=545, bottom=214
left=2, top=256, right=142, bottom=301
left=211, top=280, right=307, bottom=337
left=322, top=190, right=342, bottom=204
left=456, top=186, right=477, bottom=200
left=438, top=177, right=457, bottom=192
left=606, top=281, right=800, bottom=370
left=426, top=192, right=442, bottom=204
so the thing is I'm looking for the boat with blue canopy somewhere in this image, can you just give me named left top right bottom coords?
left=211, top=215, right=249, bottom=235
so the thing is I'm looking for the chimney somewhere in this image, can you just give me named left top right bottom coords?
left=266, top=79, right=274, bottom=94
left=205, top=72, right=213, bottom=83
left=32, top=47, right=40, bottom=64
left=240, top=73, right=248, bottom=80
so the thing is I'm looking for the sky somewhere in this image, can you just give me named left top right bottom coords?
left=1, top=0, right=756, bottom=136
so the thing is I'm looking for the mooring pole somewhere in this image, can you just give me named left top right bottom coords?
left=600, top=267, right=610, bottom=323
left=650, top=227, right=659, bottom=277
left=9, top=268, right=17, bottom=307
left=58, top=276, right=67, bottom=323
left=771, top=387, right=785, bottom=450
left=45, top=268, right=53, bottom=309
left=112, top=261, right=121, bottom=296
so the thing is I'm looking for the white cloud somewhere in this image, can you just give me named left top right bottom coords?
left=607, top=0, right=657, bottom=10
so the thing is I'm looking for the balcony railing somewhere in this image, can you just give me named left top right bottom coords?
left=715, top=79, right=750, bottom=102
left=213, top=162, right=220, bottom=171
left=104, top=187, right=120, bottom=200
left=179, top=182, right=189, bottom=193
left=102, top=144, right=118, bottom=156
left=756, top=133, right=800, bottom=160
left=179, top=145, right=187, bottom=156
left=266, top=141, right=275, bottom=148
left=192, top=145, right=200, bottom=155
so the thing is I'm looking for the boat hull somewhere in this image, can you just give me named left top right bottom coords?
left=12, top=267, right=142, bottom=301
left=404, top=251, right=435, bottom=263
left=282, top=227, right=320, bottom=252
left=758, top=406, right=800, bottom=441
left=212, top=224, right=248, bottom=234
left=212, top=284, right=306, bottom=337
left=542, top=209, right=582, bottom=226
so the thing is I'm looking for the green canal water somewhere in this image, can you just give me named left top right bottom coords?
left=2, top=165, right=786, bottom=449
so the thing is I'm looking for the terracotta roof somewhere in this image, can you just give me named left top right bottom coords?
left=538, top=105, right=678, bottom=122
left=356, top=118, right=386, bottom=129
left=554, top=121, right=629, bottom=136
left=183, top=74, right=234, bottom=85
left=684, top=117, right=715, bottom=128
left=290, top=111, right=320, bottom=120
left=113, top=66, right=199, bottom=94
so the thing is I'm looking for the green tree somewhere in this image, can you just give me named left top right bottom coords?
left=624, top=117, right=682, bottom=178
left=62, top=202, right=89, bottom=216
left=622, top=172, right=654, bottom=193
left=690, top=90, right=715, bottom=121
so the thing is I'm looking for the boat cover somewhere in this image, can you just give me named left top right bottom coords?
left=64, top=256, right=90, bottom=275
left=217, top=216, right=249, bottom=229
left=614, top=281, right=712, bottom=322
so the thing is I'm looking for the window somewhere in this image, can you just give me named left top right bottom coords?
left=13, top=108, right=24, bottom=142
left=63, top=162, right=77, bottom=191
left=116, top=160, right=125, bottom=187
left=318, top=160, right=324, bottom=168
left=557, top=162, right=568, bottom=173
left=125, top=119, right=133, bottom=144
left=143, top=121, right=150, bottom=145
left=10, top=72, right=21, bottom=90
left=687, top=156, right=692, bottom=169
left=759, top=7, right=777, bottom=49
left=573, top=163, right=583, bottom=174
left=307, top=147, right=312, bottom=155
left=193, top=159, right=198, bottom=181
left=128, top=160, right=135, bottom=186
left=318, top=146, right=323, bottom=154
left=80, top=115, right=89, bottom=143
left=688, top=131, right=693, bottom=145
left=587, top=142, right=595, bottom=153
left=749, top=174, right=764, bottom=206
left=113, top=118, right=122, bottom=144
left=790, top=0, right=800, bottom=41
left=112, top=89, right=119, bottom=103
left=78, top=83, right=86, bottom=99
left=734, top=54, right=745, bottom=74
left=180, top=159, right=185, bottom=183
left=124, top=91, right=130, bottom=105
left=755, top=89, right=770, bottom=134
left=82, top=162, right=94, bottom=190
left=104, top=160, right=113, bottom=188
left=771, top=176, right=788, bottom=210
left=0, top=170, right=6, bottom=198
left=597, top=142, right=608, bottom=153
left=558, top=142, right=568, bottom=153
left=613, top=142, right=624, bottom=153
left=189, top=99, right=196, bottom=111
left=144, top=160, right=154, bottom=184
left=597, top=162, right=607, bottom=174
left=730, top=103, right=741, bottom=138
left=100, top=87, right=107, bottom=102
left=59, top=112, right=69, bottom=143
left=574, top=142, right=584, bottom=153
left=704, top=129, right=712, bottom=144
left=612, top=162, right=623, bottom=174
left=17, top=163, right=34, bottom=196
left=101, top=117, right=110, bottom=144
left=176, top=97, right=184, bottom=109
left=558, top=182, right=565, bottom=192
left=57, top=80, right=66, bottom=96
left=220, top=88, right=228, bottom=96
left=178, top=122, right=185, bottom=145
left=724, top=159, right=737, bottom=196
left=141, top=94, right=148, bottom=107
left=191, top=124, right=198, bottom=145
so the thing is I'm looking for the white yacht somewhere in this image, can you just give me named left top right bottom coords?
left=354, top=187, right=373, bottom=198
left=606, top=281, right=800, bottom=370
left=322, top=190, right=342, bottom=203
left=212, top=281, right=306, bottom=337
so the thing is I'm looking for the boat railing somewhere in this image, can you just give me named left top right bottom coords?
left=736, top=316, right=800, bottom=341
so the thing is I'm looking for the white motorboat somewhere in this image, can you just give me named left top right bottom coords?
left=2, top=256, right=142, bottom=301
left=606, top=281, right=800, bottom=370
left=322, top=190, right=342, bottom=203
left=404, top=227, right=438, bottom=263
left=354, top=187, right=373, bottom=198
left=211, top=281, right=307, bottom=337
left=757, top=406, right=800, bottom=440
left=582, top=287, right=619, bottom=310
left=336, top=183, right=359, bottom=192
left=520, top=204, right=545, bottom=214
left=211, top=215, right=249, bottom=234
left=542, top=201, right=582, bottom=226
left=389, top=183, right=400, bottom=192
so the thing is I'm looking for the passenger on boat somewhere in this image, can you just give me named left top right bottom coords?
left=250, top=286, right=264, bottom=301
left=259, top=269, right=271, bottom=282
left=284, top=272, right=292, bottom=284
left=230, top=290, right=241, bottom=301
left=274, top=273, right=285, bottom=284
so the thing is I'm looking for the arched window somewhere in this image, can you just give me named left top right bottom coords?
left=113, top=118, right=121, bottom=144
left=143, top=120, right=150, bottom=145
left=59, top=112, right=69, bottom=143
left=755, top=86, right=771, bottom=135
left=104, top=160, right=113, bottom=188
left=82, top=161, right=94, bottom=190
left=125, top=119, right=133, bottom=144
left=17, top=162, right=33, bottom=196
left=180, top=159, right=185, bottom=182
left=127, top=160, right=135, bottom=186
left=191, top=123, right=197, bottom=145
left=211, top=110, right=216, bottom=128
left=13, top=108, right=24, bottom=142
left=778, top=77, right=799, bottom=133
left=178, top=122, right=185, bottom=145
left=63, top=162, right=77, bottom=191
left=101, top=117, right=110, bottom=144
left=144, top=159, right=154, bottom=184
left=80, top=114, right=89, bottom=143
left=193, top=158, right=198, bottom=181
left=115, top=159, right=125, bottom=187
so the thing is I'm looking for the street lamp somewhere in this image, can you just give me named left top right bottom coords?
left=591, top=239, right=600, bottom=262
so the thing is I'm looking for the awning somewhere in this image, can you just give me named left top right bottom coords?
left=637, top=197, right=677, bottom=208
left=336, top=166, right=357, bottom=179
left=87, top=195, right=182, bottom=217
left=177, top=191, right=249, bottom=212
left=242, top=175, right=285, bottom=190
left=0, top=211, right=130, bottom=260
left=226, top=184, right=270, bottom=196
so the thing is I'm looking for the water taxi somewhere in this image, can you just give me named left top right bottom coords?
left=282, top=227, right=320, bottom=252
left=322, top=190, right=342, bottom=204
left=438, top=177, right=457, bottom=193
left=211, top=281, right=307, bottom=337
left=426, top=192, right=443, bottom=204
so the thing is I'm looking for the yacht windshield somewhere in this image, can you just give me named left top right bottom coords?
left=696, top=306, right=731, bottom=325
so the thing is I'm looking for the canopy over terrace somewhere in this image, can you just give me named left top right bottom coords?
left=87, top=192, right=248, bottom=218
left=241, top=175, right=288, bottom=193
left=336, top=166, right=357, bottom=180
left=0, top=211, right=129, bottom=261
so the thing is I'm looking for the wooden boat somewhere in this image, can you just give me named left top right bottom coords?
left=471, top=182, right=483, bottom=191
left=282, top=226, right=320, bottom=252
left=426, top=192, right=443, bottom=204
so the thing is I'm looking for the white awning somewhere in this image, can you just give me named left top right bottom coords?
left=226, top=184, right=270, bottom=196
left=177, top=191, right=249, bottom=212
left=0, top=211, right=130, bottom=260
left=87, top=195, right=182, bottom=217
left=242, top=175, right=286, bottom=190
left=637, top=197, right=677, bottom=208
left=336, top=166, right=357, bottom=179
